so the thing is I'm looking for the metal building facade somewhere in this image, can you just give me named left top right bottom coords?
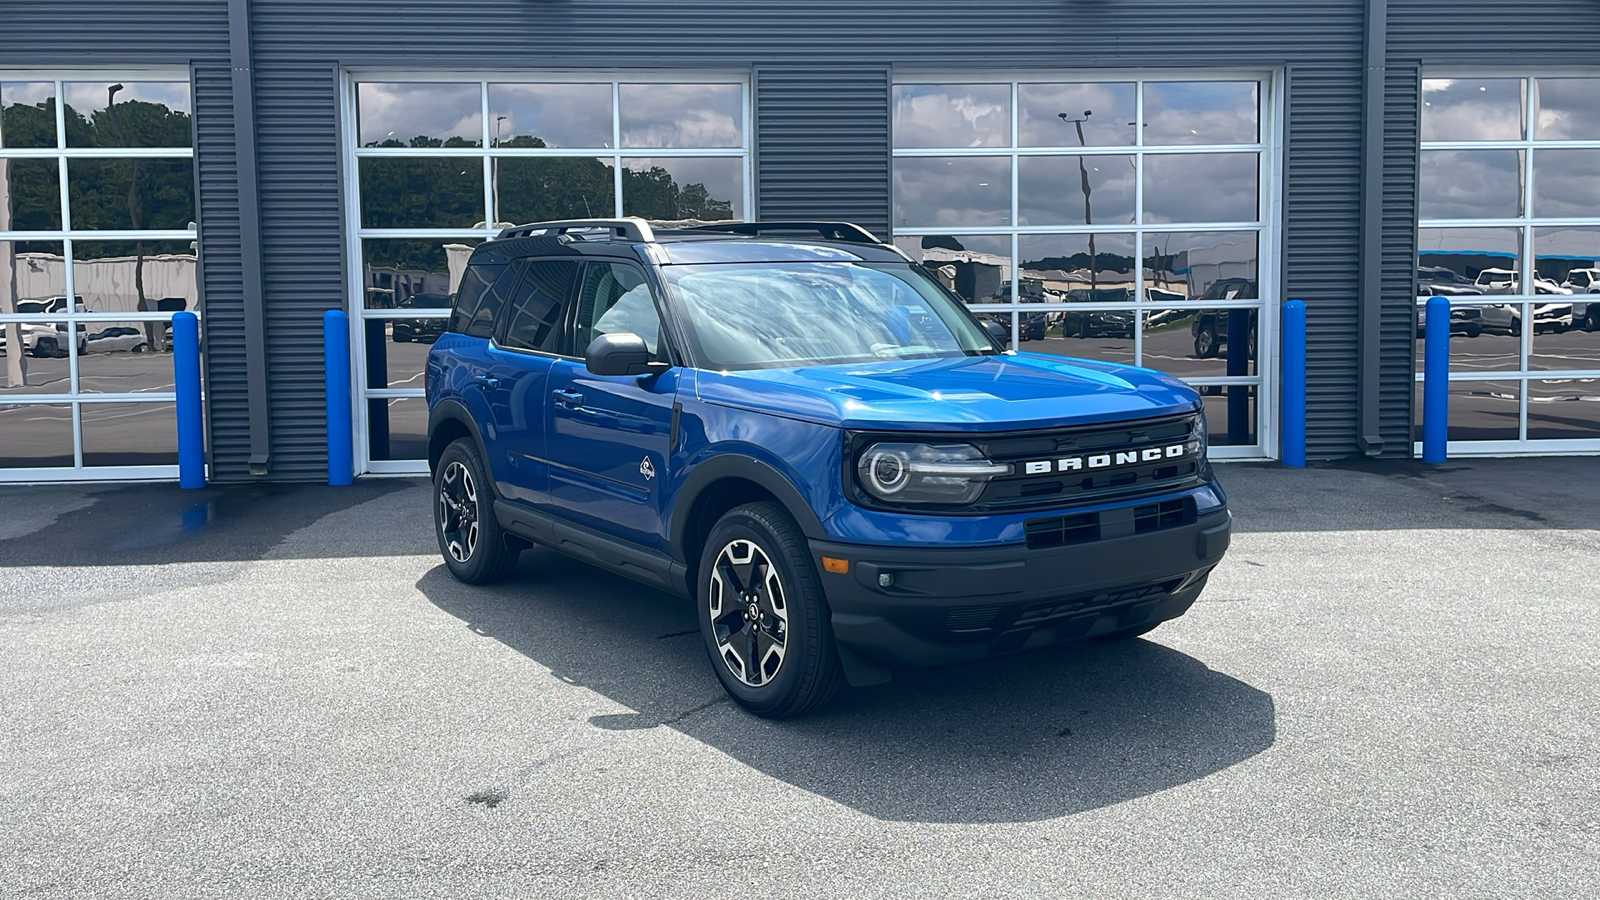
left=2, top=1, right=1595, bottom=481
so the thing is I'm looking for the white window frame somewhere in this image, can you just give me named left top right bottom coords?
left=0, top=68, right=198, bottom=482
left=889, top=70, right=1283, bottom=461
left=1415, top=69, right=1600, bottom=457
left=340, top=70, right=754, bottom=476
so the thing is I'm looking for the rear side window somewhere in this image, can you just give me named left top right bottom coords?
left=449, top=262, right=509, bottom=337
left=499, top=260, right=580, bottom=354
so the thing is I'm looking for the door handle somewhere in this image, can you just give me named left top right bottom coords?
left=472, top=375, right=500, bottom=391
left=552, top=388, right=585, bottom=408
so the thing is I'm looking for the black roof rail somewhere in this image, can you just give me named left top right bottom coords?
left=496, top=217, right=656, bottom=242
left=679, top=221, right=883, bottom=244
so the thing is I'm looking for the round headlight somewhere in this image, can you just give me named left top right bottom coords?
left=854, top=442, right=1011, bottom=505
left=865, top=449, right=911, bottom=495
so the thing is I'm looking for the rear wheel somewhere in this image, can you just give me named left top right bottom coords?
left=434, top=438, right=520, bottom=584
left=697, top=502, right=843, bottom=718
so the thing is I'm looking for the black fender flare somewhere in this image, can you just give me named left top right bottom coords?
left=668, top=454, right=828, bottom=564
left=427, top=399, right=489, bottom=476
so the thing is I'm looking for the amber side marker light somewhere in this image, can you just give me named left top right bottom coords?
left=821, top=557, right=849, bottom=574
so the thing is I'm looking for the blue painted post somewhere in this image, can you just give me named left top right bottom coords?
left=173, top=311, right=205, bottom=488
left=1422, top=295, right=1450, bottom=463
left=324, top=309, right=354, bottom=485
left=1281, top=300, right=1307, bottom=467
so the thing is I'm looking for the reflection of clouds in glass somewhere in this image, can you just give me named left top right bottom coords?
left=893, top=157, right=1010, bottom=228
left=1019, top=83, right=1135, bottom=147
left=893, top=84, right=1010, bottom=149
left=1420, top=78, right=1523, bottom=142
left=489, top=83, right=612, bottom=148
left=1143, top=232, right=1258, bottom=298
left=64, top=81, right=190, bottom=115
left=1536, top=79, right=1600, bottom=140
left=1142, top=153, right=1258, bottom=224
left=357, top=83, right=481, bottom=146
left=1533, top=149, right=1600, bottom=218
left=1534, top=227, right=1600, bottom=269
left=1420, top=150, right=1522, bottom=219
left=619, top=84, right=742, bottom=149
left=2, top=81, right=55, bottom=107
left=1143, top=82, right=1257, bottom=145
left=1018, top=155, right=1135, bottom=226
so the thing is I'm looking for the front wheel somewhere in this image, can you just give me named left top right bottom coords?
left=1193, top=324, right=1218, bottom=358
left=697, top=502, right=844, bottom=718
left=433, top=438, right=521, bottom=584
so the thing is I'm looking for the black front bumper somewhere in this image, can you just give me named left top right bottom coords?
left=811, top=508, right=1231, bottom=670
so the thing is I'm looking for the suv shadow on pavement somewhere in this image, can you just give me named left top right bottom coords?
left=416, top=551, right=1275, bottom=825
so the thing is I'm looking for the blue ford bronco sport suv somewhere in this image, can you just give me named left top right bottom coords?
left=427, top=218, right=1231, bottom=718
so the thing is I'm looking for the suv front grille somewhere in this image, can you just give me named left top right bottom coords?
left=1024, top=496, right=1196, bottom=550
left=972, top=413, right=1204, bottom=512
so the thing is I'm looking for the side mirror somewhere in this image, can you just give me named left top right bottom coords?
left=982, top=318, right=1010, bottom=347
left=584, top=332, right=669, bottom=377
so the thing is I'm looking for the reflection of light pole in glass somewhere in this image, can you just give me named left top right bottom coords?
left=1057, top=110, right=1097, bottom=298
left=492, top=115, right=506, bottom=226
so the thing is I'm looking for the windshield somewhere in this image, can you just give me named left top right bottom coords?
left=662, top=262, right=996, bottom=370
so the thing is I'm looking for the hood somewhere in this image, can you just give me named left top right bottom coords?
left=694, top=352, right=1201, bottom=432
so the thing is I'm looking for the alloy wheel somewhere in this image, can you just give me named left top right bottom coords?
left=438, top=460, right=479, bottom=563
left=708, top=539, right=789, bottom=687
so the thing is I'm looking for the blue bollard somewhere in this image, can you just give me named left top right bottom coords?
left=173, top=311, right=205, bottom=488
left=1422, top=296, right=1450, bottom=463
left=1281, top=299, right=1307, bottom=467
left=324, top=309, right=354, bottom=485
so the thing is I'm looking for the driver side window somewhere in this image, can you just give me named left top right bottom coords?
left=573, top=262, right=663, bottom=359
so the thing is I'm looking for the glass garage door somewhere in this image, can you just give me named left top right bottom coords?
left=1, top=74, right=198, bottom=480
left=343, top=75, right=751, bottom=475
left=891, top=75, right=1277, bottom=458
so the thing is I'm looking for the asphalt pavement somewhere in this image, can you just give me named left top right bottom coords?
left=1, top=459, right=1597, bottom=897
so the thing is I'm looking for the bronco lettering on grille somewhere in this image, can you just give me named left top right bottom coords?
left=1025, top=443, right=1187, bottom=475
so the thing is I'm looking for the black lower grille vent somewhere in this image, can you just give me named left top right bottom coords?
left=1133, top=497, right=1196, bottom=534
left=1023, top=512, right=1100, bottom=550
left=945, top=605, right=1002, bottom=633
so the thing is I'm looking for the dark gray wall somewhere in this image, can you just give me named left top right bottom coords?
left=29, top=0, right=1541, bottom=476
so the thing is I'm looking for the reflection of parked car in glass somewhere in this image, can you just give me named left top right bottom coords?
left=0, top=297, right=89, bottom=358
left=85, top=326, right=151, bottom=353
left=1417, top=266, right=1482, bottom=297
left=1560, top=268, right=1600, bottom=331
left=1059, top=287, right=1135, bottom=338
left=392, top=292, right=452, bottom=342
left=1189, top=279, right=1256, bottom=359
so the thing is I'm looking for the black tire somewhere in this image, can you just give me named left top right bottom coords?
left=393, top=331, right=411, bottom=343
left=1463, top=324, right=1481, bottom=338
left=1194, top=324, right=1218, bottom=358
left=32, top=337, right=58, bottom=359
left=696, top=501, right=844, bottom=719
left=1586, top=310, right=1600, bottom=333
left=433, top=437, right=521, bottom=585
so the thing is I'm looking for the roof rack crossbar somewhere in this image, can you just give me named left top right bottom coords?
left=497, top=217, right=656, bottom=242
left=681, top=221, right=882, bottom=244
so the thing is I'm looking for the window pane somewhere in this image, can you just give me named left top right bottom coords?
left=1, top=82, right=58, bottom=149
left=1442, top=305, right=1521, bottom=373
left=1535, top=78, right=1600, bottom=141
left=1143, top=232, right=1258, bottom=303
left=70, top=239, right=197, bottom=315
left=1020, top=313, right=1135, bottom=364
left=575, top=262, right=660, bottom=358
left=1018, top=83, right=1135, bottom=148
left=358, top=157, right=483, bottom=228
left=1526, top=380, right=1600, bottom=439
left=62, top=81, right=191, bottom=149
left=1142, top=153, right=1259, bottom=224
left=1446, top=380, right=1520, bottom=442
left=1142, top=82, right=1258, bottom=146
left=1535, top=228, right=1600, bottom=340
left=1018, top=232, right=1137, bottom=304
left=1419, top=150, right=1523, bottom=220
left=489, top=83, right=613, bottom=149
left=619, top=83, right=742, bottom=149
left=0, top=159, right=63, bottom=230
left=1531, top=320, right=1599, bottom=373
left=1532, top=149, right=1600, bottom=219
left=68, top=159, right=195, bottom=231
left=500, top=260, right=579, bottom=354
left=892, top=84, right=1011, bottom=149
left=0, top=320, right=73, bottom=394
left=1199, top=386, right=1256, bottom=447
left=81, top=401, right=177, bottom=466
left=2, top=239, right=66, bottom=312
left=621, top=157, right=741, bottom=222
left=1417, top=227, right=1521, bottom=297
left=1420, top=78, right=1525, bottom=142
left=356, top=82, right=481, bottom=148
left=493, top=156, right=615, bottom=227
left=892, top=233, right=1010, bottom=304
left=364, top=317, right=435, bottom=391
left=362, top=239, right=479, bottom=310
left=0, top=403, right=72, bottom=466
left=1149, top=308, right=1255, bottom=379
left=893, top=156, right=1010, bottom=229
left=1017, top=155, right=1135, bottom=227
left=367, top=396, right=428, bottom=461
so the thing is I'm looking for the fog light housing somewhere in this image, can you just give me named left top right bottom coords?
left=878, top=572, right=895, bottom=588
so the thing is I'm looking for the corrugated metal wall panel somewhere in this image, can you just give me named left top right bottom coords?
left=755, top=67, right=890, bottom=240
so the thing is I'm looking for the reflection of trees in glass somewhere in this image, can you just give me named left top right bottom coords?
left=364, top=239, right=453, bottom=278
left=1025, top=252, right=1136, bottom=272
